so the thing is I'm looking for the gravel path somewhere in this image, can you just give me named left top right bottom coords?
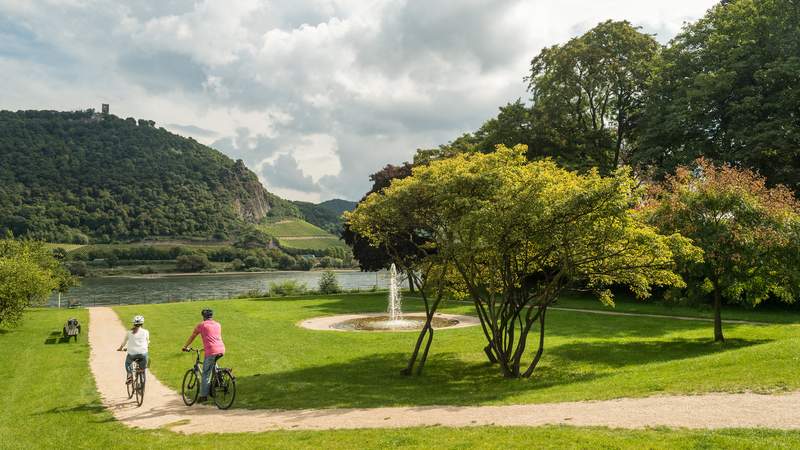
left=89, top=307, right=800, bottom=434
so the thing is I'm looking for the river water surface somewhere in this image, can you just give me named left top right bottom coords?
left=50, top=270, right=389, bottom=307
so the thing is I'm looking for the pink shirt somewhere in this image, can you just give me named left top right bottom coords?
left=194, top=320, right=225, bottom=356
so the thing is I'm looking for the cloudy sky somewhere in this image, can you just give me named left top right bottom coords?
left=1, top=0, right=718, bottom=202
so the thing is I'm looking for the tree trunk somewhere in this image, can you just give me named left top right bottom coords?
left=407, top=270, right=416, bottom=293
left=713, top=284, right=725, bottom=343
left=416, top=327, right=434, bottom=375
left=401, top=274, right=443, bottom=376
left=401, top=320, right=430, bottom=375
left=522, top=306, right=547, bottom=378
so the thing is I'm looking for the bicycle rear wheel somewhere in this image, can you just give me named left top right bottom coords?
left=134, top=370, right=145, bottom=407
left=126, top=376, right=134, bottom=399
left=181, top=369, right=199, bottom=406
left=212, top=369, right=236, bottom=410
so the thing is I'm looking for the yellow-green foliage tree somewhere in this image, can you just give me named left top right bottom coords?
left=348, top=145, right=699, bottom=378
left=645, top=159, right=800, bottom=342
left=0, top=238, right=74, bottom=326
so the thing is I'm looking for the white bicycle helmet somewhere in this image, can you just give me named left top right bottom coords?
left=132, top=315, right=144, bottom=325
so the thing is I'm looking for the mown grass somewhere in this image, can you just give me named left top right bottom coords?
left=113, top=293, right=800, bottom=411
left=551, top=292, right=800, bottom=325
left=4, top=308, right=800, bottom=449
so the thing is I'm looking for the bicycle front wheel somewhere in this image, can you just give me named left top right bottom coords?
left=212, top=370, right=236, bottom=410
left=181, top=369, right=199, bottom=406
left=126, top=378, right=134, bottom=399
left=134, top=371, right=145, bottom=407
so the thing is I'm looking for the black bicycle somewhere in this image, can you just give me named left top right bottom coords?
left=181, top=348, right=236, bottom=410
left=123, top=355, right=146, bottom=407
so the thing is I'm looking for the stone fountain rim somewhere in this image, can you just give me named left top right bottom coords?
left=297, top=312, right=480, bottom=332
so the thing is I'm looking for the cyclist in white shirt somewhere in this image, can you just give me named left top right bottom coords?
left=117, top=315, right=150, bottom=383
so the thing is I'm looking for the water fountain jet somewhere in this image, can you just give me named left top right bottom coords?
left=298, top=264, right=480, bottom=332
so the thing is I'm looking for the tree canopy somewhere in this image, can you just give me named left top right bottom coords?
left=525, top=20, right=659, bottom=172
left=635, top=0, right=800, bottom=192
left=645, top=159, right=800, bottom=341
left=0, top=238, right=74, bottom=326
left=348, top=146, right=699, bottom=377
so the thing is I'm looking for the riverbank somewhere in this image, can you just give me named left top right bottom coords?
left=99, top=268, right=368, bottom=279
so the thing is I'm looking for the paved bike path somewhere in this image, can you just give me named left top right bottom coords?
left=89, top=307, right=800, bottom=434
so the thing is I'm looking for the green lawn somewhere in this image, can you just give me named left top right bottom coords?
left=551, top=292, right=800, bottom=324
left=261, top=219, right=331, bottom=237
left=4, top=307, right=800, bottom=449
left=113, top=293, right=800, bottom=411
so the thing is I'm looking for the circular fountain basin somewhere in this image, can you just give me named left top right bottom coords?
left=298, top=312, right=480, bottom=332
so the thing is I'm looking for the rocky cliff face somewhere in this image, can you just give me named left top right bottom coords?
left=229, top=160, right=270, bottom=222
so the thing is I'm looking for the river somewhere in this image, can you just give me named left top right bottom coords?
left=49, top=270, right=390, bottom=307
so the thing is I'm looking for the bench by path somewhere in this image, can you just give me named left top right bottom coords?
left=88, top=307, right=800, bottom=434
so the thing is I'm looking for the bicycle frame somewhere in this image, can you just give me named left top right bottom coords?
left=186, top=348, right=222, bottom=396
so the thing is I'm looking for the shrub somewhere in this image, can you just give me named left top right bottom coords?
left=236, top=289, right=270, bottom=299
left=230, top=258, right=245, bottom=271
left=175, top=254, right=210, bottom=272
left=268, top=280, right=307, bottom=296
left=318, top=270, right=341, bottom=294
left=67, top=261, right=88, bottom=277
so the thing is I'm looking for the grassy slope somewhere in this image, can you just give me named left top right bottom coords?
left=114, top=293, right=800, bottom=411
left=261, top=219, right=331, bottom=237
left=7, top=310, right=800, bottom=448
left=261, top=219, right=347, bottom=250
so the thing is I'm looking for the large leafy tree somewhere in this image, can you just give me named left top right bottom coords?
left=342, top=162, right=416, bottom=273
left=0, top=238, right=74, bottom=326
left=526, top=20, right=659, bottom=173
left=636, top=0, right=800, bottom=192
left=646, top=159, right=800, bottom=342
left=349, top=146, right=698, bottom=378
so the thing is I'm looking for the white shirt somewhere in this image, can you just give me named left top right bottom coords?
left=120, top=328, right=150, bottom=355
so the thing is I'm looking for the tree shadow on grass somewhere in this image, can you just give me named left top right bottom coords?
left=43, top=330, right=78, bottom=344
left=33, top=402, right=115, bottom=424
left=230, top=337, right=770, bottom=410
left=545, top=311, right=723, bottom=339
left=232, top=351, right=605, bottom=410
left=548, top=337, right=771, bottom=368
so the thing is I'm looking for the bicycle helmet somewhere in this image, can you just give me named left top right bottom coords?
left=201, top=308, right=213, bottom=319
left=132, top=315, right=144, bottom=325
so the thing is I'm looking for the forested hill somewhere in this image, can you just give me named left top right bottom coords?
left=0, top=110, right=298, bottom=242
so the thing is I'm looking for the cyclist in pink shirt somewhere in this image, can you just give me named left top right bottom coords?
left=182, top=308, right=226, bottom=402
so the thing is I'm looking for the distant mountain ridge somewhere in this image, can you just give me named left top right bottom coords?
left=292, top=198, right=357, bottom=235
left=0, top=109, right=299, bottom=242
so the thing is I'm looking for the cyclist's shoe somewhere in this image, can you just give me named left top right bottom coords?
left=197, top=396, right=208, bottom=402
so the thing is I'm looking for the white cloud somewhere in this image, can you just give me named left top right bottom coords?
left=0, top=0, right=719, bottom=201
